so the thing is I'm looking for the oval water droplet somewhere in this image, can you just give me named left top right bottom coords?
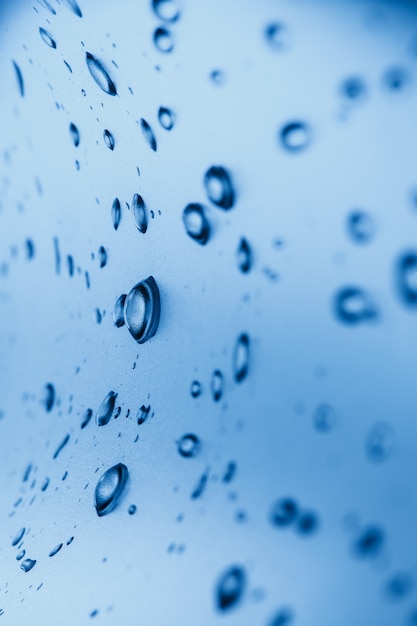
left=347, top=210, right=374, bottom=244
left=16, top=549, right=26, bottom=561
left=190, top=380, right=201, bottom=398
left=153, top=27, right=174, bottom=53
left=340, top=76, right=367, bottom=101
left=264, top=22, right=290, bottom=51
left=39, top=27, right=56, bottom=48
left=233, top=333, right=250, bottom=382
left=103, top=129, right=115, bottom=150
left=61, top=0, right=82, bottom=17
left=21, top=559, right=36, bottom=573
left=124, top=276, right=161, bottom=344
left=85, top=52, right=117, bottom=96
left=128, top=504, right=137, bottom=515
left=204, top=166, right=235, bottom=210
left=98, top=246, right=107, bottom=268
left=137, top=404, right=151, bottom=425
left=383, top=66, right=409, bottom=92
left=158, top=106, right=175, bottom=130
left=111, top=198, right=121, bottom=230
left=354, top=525, right=384, bottom=558
left=49, top=543, right=63, bottom=557
left=270, top=497, right=298, bottom=527
left=313, top=403, right=336, bottom=432
left=94, top=463, right=128, bottom=517
left=132, top=194, right=148, bottom=234
left=41, top=383, right=55, bottom=412
left=152, top=0, right=180, bottom=22
left=236, top=238, right=252, bottom=273
left=333, top=286, right=378, bottom=325
left=211, top=370, right=223, bottom=402
left=297, top=510, right=319, bottom=535
left=215, top=565, right=246, bottom=611
left=177, top=433, right=201, bottom=458
left=12, top=60, right=24, bottom=97
left=69, top=122, right=80, bottom=147
left=81, top=408, right=93, bottom=429
left=396, top=251, right=417, bottom=307
left=96, top=391, right=118, bottom=426
left=280, top=121, right=311, bottom=152
left=12, top=528, right=25, bottom=546
left=269, top=608, right=294, bottom=626
left=113, top=294, right=126, bottom=327
left=182, top=204, right=210, bottom=245
left=366, top=422, right=395, bottom=462
left=140, top=118, right=157, bottom=151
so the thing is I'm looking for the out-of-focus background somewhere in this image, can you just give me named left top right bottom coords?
left=1, top=0, right=417, bottom=624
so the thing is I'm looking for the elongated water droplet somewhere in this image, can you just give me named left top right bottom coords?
left=233, top=333, right=250, bottom=382
left=61, top=0, right=82, bottom=17
left=41, top=383, right=55, bottom=412
left=21, top=559, right=36, bottom=572
left=41, top=477, right=50, bottom=491
left=236, top=238, right=252, bottom=273
left=12, top=528, right=25, bottom=546
left=396, top=251, right=417, bottom=306
left=94, top=463, right=128, bottom=516
left=190, top=380, right=201, bottom=398
left=191, top=467, right=209, bottom=499
left=81, top=408, right=92, bottom=429
left=313, top=403, right=336, bottom=432
left=132, top=194, right=148, bottom=233
left=49, top=543, right=63, bottom=557
left=215, top=565, right=246, bottom=611
left=12, top=61, right=24, bottom=97
left=137, top=404, right=151, bottom=425
left=124, top=276, right=161, bottom=344
left=98, top=246, right=107, bottom=268
left=103, top=129, right=115, bottom=150
left=69, top=122, right=80, bottom=147
left=140, top=118, right=157, bottom=151
left=333, top=286, right=378, bottom=325
left=112, top=294, right=126, bottom=328
left=204, top=166, right=235, bottom=210
left=153, top=27, right=174, bottom=53
left=111, top=198, right=121, bottom=230
left=211, top=370, right=223, bottom=402
left=53, top=433, right=70, bottom=459
left=177, top=433, right=201, bottom=458
left=39, top=27, right=56, bottom=48
left=96, top=391, right=117, bottom=426
left=366, top=422, right=395, bottom=462
left=182, top=203, right=210, bottom=245
left=152, top=0, right=180, bottom=22
left=158, top=106, right=175, bottom=130
left=264, top=22, right=290, bottom=51
left=223, top=461, right=236, bottom=483
left=269, top=497, right=298, bottom=527
left=347, top=210, right=374, bottom=243
left=85, top=52, right=117, bottom=96
left=280, top=121, right=311, bottom=152
left=16, top=549, right=26, bottom=561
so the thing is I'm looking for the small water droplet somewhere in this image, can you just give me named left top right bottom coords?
left=152, top=0, right=180, bottom=22
left=333, top=286, right=378, bottom=325
left=177, top=433, right=201, bottom=458
left=153, top=27, right=174, bottom=53
left=215, top=565, right=246, bottom=611
left=49, top=543, right=63, bottom=557
left=16, top=550, right=26, bottom=561
left=137, top=404, right=151, bottom=425
left=233, top=333, right=250, bottom=383
left=280, top=121, right=311, bottom=152
left=41, top=383, right=55, bottom=412
left=269, top=608, right=294, bottom=626
left=384, top=572, right=414, bottom=601
left=21, top=559, right=36, bottom=573
left=86, top=52, right=117, bottom=96
left=190, top=380, right=201, bottom=398
left=25, top=239, right=35, bottom=259
left=236, top=238, right=252, bottom=273
left=140, top=118, right=157, bottom=151
left=132, top=194, right=148, bottom=234
left=61, top=0, right=82, bottom=17
left=12, top=61, right=24, bottom=97
left=210, top=69, right=225, bottom=86
left=53, top=433, right=70, bottom=459
left=41, top=477, right=50, bottom=491
left=191, top=467, right=209, bottom=499
left=211, top=370, right=223, bottom=402
left=39, top=27, right=56, bottom=48
left=297, top=510, right=319, bottom=535
left=340, top=76, right=367, bottom=101
left=223, top=461, right=237, bottom=483
left=204, top=166, right=235, bottom=210
left=81, top=408, right=93, bottom=429
left=182, top=204, right=210, bottom=245
left=124, top=276, right=161, bottom=344
left=96, top=391, right=118, bottom=426
left=69, top=122, right=80, bottom=147
left=94, top=463, right=128, bottom=517
left=396, top=251, right=417, bottom=307
left=111, top=198, right=121, bottom=230
left=366, top=422, right=395, bottom=462
left=128, top=504, right=137, bottom=515
left=347, top=210, right=374, bottom=243
left=354, top=525, right=384, bottom=558
left=113, top=294, right=127, bottom=327
left=264, top=22, right=290, bottom=51
left=158, top=106, right=175, bottom=130
left=383, top=66, right=409, bottom=92
left=12, top=528, right=25, bottom=546
left=270, top=498, right=298, bottom=527
left=103, top=129, right=115, bottom=150
left=98, top=246, right=107, bottom=268
left=313, top=403, right=336, bottom=432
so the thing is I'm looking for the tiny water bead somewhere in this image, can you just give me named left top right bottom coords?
left=69, top=122, right=80, bottom=147
left=354, top=525, right=385, bottom=558
left=96, top=391, right=118, bottom=426
left=153, top=27, right=174, bottom=53
left=49, top=543, right=63, bottom=557
left=53, top=433, right=70, bottom=459
left=85, top=52, right=117, bottom=96
left=152, top=0, right=180, bottom=22
left=383, top=66, right=409, bottom=92
left=131, top=193, right=148, bottom=234
left=111, top=198, right=121, bottom=230
left=333, top=286, right=378, bottom=325
left=136, top=404, right=150, bottom=425
left=236, top=238, right=252, bottom=273
left=190, top=380, right=201, bottom=398
left=191, top=468, right=209, bottom=499
left=204, top=166, right=235, bottom=210
left=41, top=383, right=55, bottom=412
left=233, top=333, right=250, bottom=382
left=128, top=504, right=137, bottom=515
left=124, top=276, right=161, bottom=344
left=264, top=22, right=290, bottom=51
left=112, top=294, right=127, bottom=327
left=384, top=572, right=414, bottom=601
left=103, top=129, right=115, bottom=150
left=182, top=203, right=210, bottom=245
left=98, top=246, right=107, bottom=268
left=215, top=565, right=246, bottom=611
left=94, top=463, right=129, bottom=517
left=16, top=550, right=26, bottom=561
left=366, top=422, right=395, bottom=462
left=347, top=210, right=375, bottom=243
left=177, top=433, right=201, bottom=458
left=280, top=121, right=311, bottom=153
left=39, top=27, right=56, bottom=49
left=12, top=60, right=24, bottom=97
left=297, top=511, right=319, bottom=535
left=269, top=608, right=294, bottom=626
left=340, top=77, right=367, bottom=101
left=61, top=0, right=83, bottom=17
left=158, top=106, right=175, bottom=130
left=12, top=528, right=25, bottom=546
left=270, top=498, right=298, bottom=527
left=396, top=251, right=417, bottom=306
left=140, top=118, right=157, bottom=152
left=21, top=559, right=36, bottom=573
left=81, top=408, right=93, bottom=429
left=313, top=403, right=336, bottom=432
left=211, top=370, right=224, bottom=402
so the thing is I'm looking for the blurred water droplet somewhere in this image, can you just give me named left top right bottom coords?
left=269, top=608, right=294, bottom=626
left=354, top=525, right=384, bottom=558
left=270, top=498, right=298, bottom=527
left=177, top=433, right=201, bottom=458
left=103, top=129, right=115, bottom=150
left=383, top=66, right=409, bottom=92
left=137, top=404, right=151, bottom=425
left=81, top=408, right=93, bottom=429
left=313, top=403, right=336, bottom=432
left=216, top=565, right=246, bottom=611
left=25, top=239, right=35, bottom=259
left=94, top=463, right=128, bottom=517
left=111, top=198, right=121, bottom=230
left=152, top=0, right=180, bottom=22
left=53, top=433, right=70, bottom=459
left=41, top=477, right=50, bottom=491
left=12, top=61, right=24, bottom=97
left=384, top=572, right=414, bottom=601
left=21, top=559, right=36, bottom=572
left=124, top=276, right=161, bottom=344
left=210, top=69, right=225, bottom=86
left=182, top=203, right=210, bottom=245
left=264, top=22, right=290, bottom=51
left=158, top=106, right=175, bottom=130
left=340, top=76, right=367, bottom=101
left=39, top=27, right=56, bottom=48
left=191, top=467, right=209, bottom=499
left=397, top=251, right=417, bottom=306
left=190, top=380, right=201, bottom=398
left=140, top=118, right=157, bottom=151
left=280, top=121, right=311, bottom=152
left=211, top=370, right=224, bottom=402
left=347, top=210, right=374, bottom=243
left=153, top=27, right=174, bottom=53
left=297, top=510, right=319, bottom=535
left=16, top=550, right=26, bottom=561
left=69, top=122, right=80, bottom=147
left=61, top=0, right=83, bottom=17
left=49, top=543, right=63, bottom=557
left=86, top=52, right=117, bottom=96
left=128, top=504, right=137, bottom=515
left=132, top=194, right=148, bottom=233
left=113, top=294, right=126, bottom=327
left=233, top=333, right=250, bottom=382
left=41, top=383, right=55, bottom=412
left=204, top=166, right=235, bottom=210
left=333, top=286, right=378, bottom=325
left=366, top=422, right=395, bottom=462
left=236, top=238, right=252, bottom=273
left=96, top=391, right=118, bottom=426
left=12, top=528, right=25, bottom=546
left=223, top=461, right=237, bottom=483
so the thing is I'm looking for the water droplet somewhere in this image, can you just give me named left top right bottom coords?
left=264, top=22, right=290, bottom=51
left=153, top=27, right=174, bottom=53
left=340, top=76, right=367, bottom=101
left=41, top=477, right=50, bottom=491
left=137, top=404, right=151, bottom=425
left=297, top=510, right=319, bottom=535
left=12, top=61, right=24, bottom=97
left=366, top=422, right=395, bottom=462
left=41, top=383, right=55, bottom=412
left=177, top=433, right=201, bottom=458
left=111, top=198, right=121, bottom=230
left=396, top=251, right=417, bottom=307
left=158, top=106, right=175, bottom=130
left=61, top=0, right=82, bottom=17
left=384, top=572, right=414, bottom=601
left=191, top=467, right=209, bottom=499
left=112, top=294, right=126, bottom=327
left=190, top=380, right=201, bottom=398
left=236, top=238, right=252, bottom=273
left=210, top=69, right=225, bottom=86
left=85, top=52, right=117, bottom=96
left=16, top=550, right=26, bottom=561
left=140, top=118, right=157, bottom=151
left=39, top=27, right=56, bottom=48
left=103, top=129, right=115, bottom=150
left=215, top=565, right=246, bottom=611
left=152, top=0, right=180, bottom=22
left=280, top=121, right=311, bottom=153
left=53, top=433, right=70, bottom=459
left=128, top=504, right=137, bottom=515
left=347, top=210, right=374, bottom=243
left=313, top=403, right=336, bottom=432
left=131, top=194, right=148, bottom=234
left=211, top=370, right=223, bottom=402
left=269, top=608, right=294, bottom=626
left=69, top=122, right=80, bottom=147
left=94, top=463, right=128, bottom=517
left=204, top=166, right=235, bottom=210
left=182, top=204, right=210, bottom=245
left=96, top=391, right=118, bottom=426
left=81, top=408, right=93, bottom=429
left=49, top=543, right=63, bottom=557
left=223, top=461, right=237, bottom=483
left=270, top=498, right=298, bottom=527
left=333, top=286, right=378, bottom=325
left=124, top=276, right=161, bottom=344
left=25, top=239, right=35, bottom=259
left=383, top=66, right=409, bottom=92
left=12, top=528, right=25, bottom=546
left=354, top=525, right=384, bottom=558
left=233, top=333, right=250, bottom=382
left=21, top=559, right=36, bottom=573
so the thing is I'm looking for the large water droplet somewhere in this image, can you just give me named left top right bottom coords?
left=111, top=198, right=121, bottom=230
left=333, top=286, right=378, bottom=325
left=211, top=370, right=224, bottom=402
left=280, top=121, right=311, bottom=152
left=270, top=497, right=298, bottom=527
left=158, top=106, right=175, bottom=130
left=12, top=61, right=24, bottom=97
left=177, top=433, right=201, bottom=458
left=69, top=122, right=80, bottom=147
left=112, top=294, right=126, bottom=327
left=396, top=251, right=417, bottom=306
left=86, top=52, right=117, bottom=96
left=153, top=27, right=174, bottom=53
left=94, top=463, right=128, bottom=517
left=103, top=129, right=115, bottom=150
left=140, top=118, right=157, bottom=152
left=347, top=210, right=374, bottom=244
left=41, top=383, right=55, bottom=412
left=182, top=203, right=210, bottom=245
left=124, top=276, right=161, bottom=344
left=132, top=194, right=148, bottom=233
left=21, top=559, right=36, bottom=572
left=264, top=22, right=290, bottom=51
left=152, top=0, right=180, bottom=22
left=96, top=391, right=118, bottom=426
left=366, top=422, right=395, bottom=462
left=39, top=27, right=56, bottom=48
left=236, top=238, right=252, bottom=273
left=233, top=333, right=250, bottom=382
left=215, top=565, right=246, bottom=611
left=204, top=166, right=235, bottom=210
